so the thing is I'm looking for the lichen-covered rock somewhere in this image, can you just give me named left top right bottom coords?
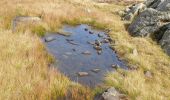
left=123, top=3, right=146, bottom=21
left=102, top=87, right=127, bottom=100
left=159, top=24, right=170, bottom=56
left=128, top=8, right=162, bottom=36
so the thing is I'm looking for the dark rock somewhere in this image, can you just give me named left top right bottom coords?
left=84, top=28, right=88, bottom=31
left=89, top=31, right=94, bottom=34
left=72, top=49, right=76, bottom=52
left=66, top=39, right=74, bottom=42
left=94, top=45, right=102, bottom=50
left=95, top=40, right=102, bottom=46
left=103, top=38, right=109, bottom=43
left=111, top=64, right=120, bottom=69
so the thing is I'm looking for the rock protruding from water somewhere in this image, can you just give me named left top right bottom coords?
left=78, top=72, right=89, bottom=77
left=45, top=36, right=56, bottom=42
left=102, top=87, right=127, bottom=100
left=122, top=0, right=170, bottom=56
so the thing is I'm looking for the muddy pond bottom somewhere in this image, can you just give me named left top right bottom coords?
left=43, top=24, right=127, bottom=87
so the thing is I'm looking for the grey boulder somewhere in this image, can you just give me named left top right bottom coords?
left=102, top=87, right=127, bottom=100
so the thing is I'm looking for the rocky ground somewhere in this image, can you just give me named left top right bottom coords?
left=122, top=0, right=170, bottom=56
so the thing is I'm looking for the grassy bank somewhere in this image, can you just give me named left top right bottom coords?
left=0, top=0, right=170, bottom=100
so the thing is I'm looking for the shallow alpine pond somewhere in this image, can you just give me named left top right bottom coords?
left=43, top=24, right=127, bottom=87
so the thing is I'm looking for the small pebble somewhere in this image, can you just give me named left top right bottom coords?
left=111, top=64, right=120, bottom=69
left=89, top=31, right=94, bottom=34
left=94, top=45, right=102, bottom=50
left=92, top=69, right=100, bottom=73
left=84, top=28, right=88, bottom=31
left=78, top=72, right=89, bottom=76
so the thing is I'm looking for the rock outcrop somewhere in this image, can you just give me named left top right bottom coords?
left=12, top=16, right=42, bottom=32
left=123, top=0, right=170, bottom=56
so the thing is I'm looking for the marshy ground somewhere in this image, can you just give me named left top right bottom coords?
left=0, top=0, right=170, bottom=100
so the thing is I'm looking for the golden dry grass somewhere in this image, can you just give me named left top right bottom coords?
left=0, top=0, right=170, bottom=100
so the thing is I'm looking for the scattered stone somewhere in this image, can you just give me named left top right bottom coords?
left=98, top=34, right=104, bottom=37
left=102, top=87, right=127, bottom=100
left=66, top=39, right=74, bottom=42
left=94, top=45, right=102, bottom=50
left=95, top=40, right=102, bottom=46
left=82, top=51, right=91, bottom=55
left=89, top=31, right=94, bottom=34
left=97, top=50, right=102, bottom=55
left=84, top=28, right=88, bottom=31
left=72, top=48, right=76, bottom=52
left=45, top=36, right=56, bottom=42
left=58, top=31, right=71, bottom=37
left=67, top=41, right=79, bottom=45
left=65, top=52, right=72, bottom=55
left=92, top=69, right=101, bottom=73
left=129, top=65, right=138, bottom=70
left=78, top=72, right=89, bottom=77
left=144, top=71, right=153, bottom=78
left=103, top=38, right=109, bottom=43
left=111, top=64, right=120, bottom=69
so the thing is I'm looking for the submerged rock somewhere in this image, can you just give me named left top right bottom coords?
left=92, top=69, right=101, bottom=73
left=82, top=51, right=91, bottom=55
left=94, top=45, right=102, bottom=51
left=78, top=72, right=89, bottom=76
left=95, top=40, right=102, bottom=46
left=84, top=28, right=88, bottom=31
left=97, top=50, right=102, bottom=55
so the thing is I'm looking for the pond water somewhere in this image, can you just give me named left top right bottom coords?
left=43, top=24, right=127, bottom=87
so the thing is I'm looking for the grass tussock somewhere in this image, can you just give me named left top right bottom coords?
left=0, top=0, right=170, bottom=100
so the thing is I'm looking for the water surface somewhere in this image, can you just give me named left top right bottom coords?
left=43, top=24, right=127, bottom=87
